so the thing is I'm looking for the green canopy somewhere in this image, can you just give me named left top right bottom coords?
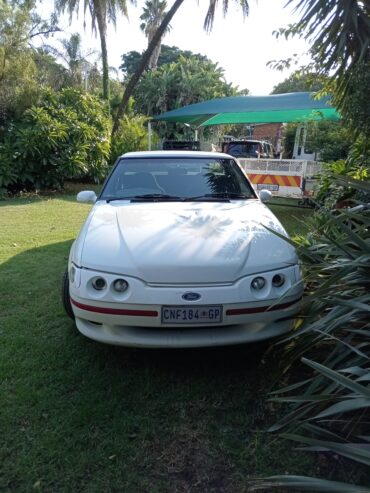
left=153, top=92, right=340, bottom=126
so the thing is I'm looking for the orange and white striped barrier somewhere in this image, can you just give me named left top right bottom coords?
left=238, top=158, right=322, bottom=197
left=247, top=173, right=302, bottom=188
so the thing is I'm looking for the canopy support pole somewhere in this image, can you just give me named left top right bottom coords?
left=148, top=121, right=152, bottom=150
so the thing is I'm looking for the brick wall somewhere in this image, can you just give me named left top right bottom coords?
left=252, top=123, right=283, bottom=150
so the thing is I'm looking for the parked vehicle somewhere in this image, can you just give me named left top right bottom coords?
left=62, top=151, right=303, bottom=348
left=222, top=139, right=275, bottom=159
left=162, top=140, right=200, bottom=150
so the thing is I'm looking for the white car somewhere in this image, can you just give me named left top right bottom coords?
left=62, top=151, right=303, bottom=348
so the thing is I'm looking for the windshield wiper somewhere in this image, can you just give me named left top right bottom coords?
left=183, top=193, right=253, bottom=201
left=106, top=194, right=182, bottom=203
left=106, top=193, right=253, bottom=203
left=130, top=194, right=182, bottom=201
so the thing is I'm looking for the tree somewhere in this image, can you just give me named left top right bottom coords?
left=56, top=0, right=131, bottom=100
left=0, top=0, right=60, bottom=125
left=112, top=0, right=249, bottom=136
left=120, top=44, right=210, bottom=78
left=339, top=60, right=370, bottom=139
left=271, top=68, right=327, bottom=94
left=33, top=49, right=69, bottom=91
left=119, top=50, right=141, bottom=78
left=140, top=0, right=170, bottom=70
left=281, top=120, right=352, bottom=161
left=157, top=45, right=209, bottom=66
left=135, top=56, right=237, bottom=117
left=276, top=0, right=370, bottom=122
left=44, top=33, right=97, bottom=88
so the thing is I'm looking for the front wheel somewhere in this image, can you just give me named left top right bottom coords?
left=61, top=269, right=75, bottom=319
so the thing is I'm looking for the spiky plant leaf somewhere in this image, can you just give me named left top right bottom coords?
left=248, top=475, right=370, bottom=492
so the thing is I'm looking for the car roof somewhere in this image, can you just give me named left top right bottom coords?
left=226, top=140, right=267, bottom=144
left=120, top=150, right=233, bottom=159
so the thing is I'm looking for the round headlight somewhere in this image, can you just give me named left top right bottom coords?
left=92, top=277, right=107, bottom=290
left=113, top=279, right=129, bottom=293
left=251, top=276, right=266, bottom=290
left=272, top=274, right=285, bottom=287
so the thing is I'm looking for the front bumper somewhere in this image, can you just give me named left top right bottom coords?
left=70, top=295, right=301, bottom=348
left=69, top=264, right=303, bottom=348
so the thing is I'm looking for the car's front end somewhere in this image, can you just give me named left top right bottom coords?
left=66, top=151, right=303, bottom=348
left=69, top=262, right=302, bottom=348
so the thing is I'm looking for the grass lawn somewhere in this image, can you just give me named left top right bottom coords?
left=0, top=190, right=315, bottom=492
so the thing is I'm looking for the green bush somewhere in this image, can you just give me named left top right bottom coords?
left=0, top=139, right=18, bottom=196
left=315, top=137, right=369, bottom=208
left=250, top=178, right=370, bottom=492
left=110, top=114, right=156, bottom=164
left=1, top=89, right=111, bottom=191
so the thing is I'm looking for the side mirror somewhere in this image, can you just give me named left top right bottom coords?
left=259, top=189, right=272, bottom=203
left=77, top=190, right=97, bottom=204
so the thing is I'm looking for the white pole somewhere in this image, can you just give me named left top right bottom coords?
left=148, top=121, right=152, bottom=150
left=293, top=125, right=301, bottom=158
left=194, top=129, right=198, bottom=141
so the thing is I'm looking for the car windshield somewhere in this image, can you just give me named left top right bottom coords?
left=100, top=157, right=256, bottom=201
left=227, top=142, right=260, bottom=158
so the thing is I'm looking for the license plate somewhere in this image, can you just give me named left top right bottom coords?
left=257, top=183, right=279, bottom=191
left=161, top=305, right=223, bottom=324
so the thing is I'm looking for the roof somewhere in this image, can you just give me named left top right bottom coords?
left=225, top=139, right=270, bottom=144
left=120, top=151, right=230, bottom=159
left=153, top=92, right=340, bottom=126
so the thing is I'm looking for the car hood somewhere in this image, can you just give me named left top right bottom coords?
left=75, top=200, right=298, bottom=283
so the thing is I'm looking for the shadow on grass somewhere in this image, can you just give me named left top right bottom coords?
left=1, top=241, right=306, bottom=493
left=0, top=183, right=102, bottom=207
left=1, top=238, right=281, bottom=380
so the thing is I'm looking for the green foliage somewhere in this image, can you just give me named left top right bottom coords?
left=56, top=0, right=131, bottom=100
left=203, top=0, right=249, bottom=31
left=314, top=160, right=352, bottom=207
left=43, top=33, right=98, bottom=90
left=119, top=50, right=142, bottom=77
left=135, top=55, right=237, bottom=117
left=281, top=120, right=352, bottom=161
left=337, top=61, right=370, bottom=139
left=0, top=140, right=18, bottom=195
left=130, top=55, right=238, bottom=140
left=306, top=121, right=352, bottom=162
left=1, top=89, right=111, bottom=190
left=0, top=0, right=38, bottom=123
left=281, top=123, right=297, bottom=158
left=120, top=44, right=212, bottom=77
left=271, top=69, right=327, bottom=94
left=110, top=114, right=156, bottom=164
left=347, top=135, right=370, bottom=173
left=314, top=135, right=369, bottom=208
left=250, top=475, right=369, bottom=492
left=140, top=0, right=170, bottom=69
left=33, top=49, right=69, bottom=91
left=274, top=0, right=370, bottom=135
left=252, top=179, right=370, bottom=491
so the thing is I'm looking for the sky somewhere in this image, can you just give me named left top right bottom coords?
left=39, top=0, right=312, bottom=95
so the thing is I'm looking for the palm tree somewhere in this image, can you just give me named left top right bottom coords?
left=283, top=0, right=370, bottom=109
left=140, top=0, right=170, bottom=70
left=55, top=0, right=130, bottom=100
left=45, top=33, right=96, bottom=88
left=112, top=0, right=249, bottom=136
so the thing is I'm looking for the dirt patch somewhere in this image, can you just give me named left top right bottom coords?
left=142, top=424, right=241, bottom=493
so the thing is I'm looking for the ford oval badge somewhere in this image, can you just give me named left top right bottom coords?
left=182, top=292, right=201, bottom=301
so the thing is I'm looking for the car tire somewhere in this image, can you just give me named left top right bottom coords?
left=62, top=269, right=75, bottom=320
